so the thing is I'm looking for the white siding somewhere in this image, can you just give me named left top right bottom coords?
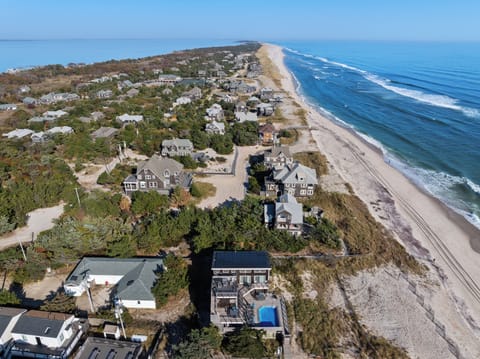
left=120, top=300, right=156, bottom=309
left=90, top=275, right=124, bottom=285
left=12, top=317, right=75, bottom=348
left=0, top=313, right=24, bottom=346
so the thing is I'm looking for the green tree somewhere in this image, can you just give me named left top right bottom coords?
left=222, top=327, right=267, bottom=359
left=173, top=326, right=222, bottom=359
left=312, top=218, right=341, bottom=249
left=0, top=289, right=20, bottom=305
left=131, top=191, right=169, bottom=215
left=0, top=215, right=15, bottom=235
left=152, top=254, right=189, bottom=307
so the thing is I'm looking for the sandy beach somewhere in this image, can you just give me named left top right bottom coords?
left=262, top=43, right=480, bottom=357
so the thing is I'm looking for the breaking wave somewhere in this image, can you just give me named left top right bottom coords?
left=285, top=48, right=480, bottom=118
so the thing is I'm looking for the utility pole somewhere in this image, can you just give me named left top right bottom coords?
left=115, top=300, right=127, bottom=339
left=74, top=187, right=81, bottom=207
left=17, top=238, right=27, bottom=261
left=86, top=284, right=95, bottom=313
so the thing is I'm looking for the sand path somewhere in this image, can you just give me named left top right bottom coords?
left=197, top=146, right=260, bottom=209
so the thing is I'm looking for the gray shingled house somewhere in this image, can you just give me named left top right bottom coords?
left=123, top=155, right=192, bottom=196
left=264, top=193, right=303, bottom=236
left=161, top=138, right=194, bottom=157
left=265, top=162, right=318, bottom=197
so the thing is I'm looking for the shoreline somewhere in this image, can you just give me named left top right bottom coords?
left=263, top=43, right=480, bottom=338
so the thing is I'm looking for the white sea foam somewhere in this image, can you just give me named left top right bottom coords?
left=284, top=46, right=480, bottom=230
left=286, top=48, right=480, bottom=118
left=385, top=154, right=480, bottom=229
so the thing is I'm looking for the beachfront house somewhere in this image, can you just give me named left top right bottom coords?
left=263, top=146, right=293, bottom=170
left=64, top=257, right=164, bottom=309
left=257, top=103, right=275, bottom=117
left=260, top=87, right=274, bottom=101
left=264, top=194, right=303, bottom=236
left=210, top=251, right=290, bottom=339
left=265, top=162, right=318, bottom=198
left=10, top=310, right=86, bottom=359
left=123, top=155, right=192, bottom=195
left=161, top=138, right=194, bottom=157
left=205, top=121, right=226, bottom=135
left=258, top=123, right=278, bottom=146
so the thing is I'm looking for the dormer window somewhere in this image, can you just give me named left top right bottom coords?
left=164, top=170, right=170, bottom=177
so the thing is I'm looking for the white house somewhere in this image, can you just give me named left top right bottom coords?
left=64, top=257, right=164, bottom=309
left=11, top=311, right=77, bottom=348
left=205, top=103, right=224, bottom=121
left=174, top=96, right=192, bottom=106
left=47, top=126, right=74, bottom=135
left=0, top=307, right=26, bottom=353
left=205, top=121, right=225, bottom=135
left=235, top=111, right=258, bottom=123
left=116, top=114, right=144, bottom=124
left=43, top=110, right=68, bottom=118
left=2, top=129, right=34, bottom=139
left=0, top=104, right=17, bottom=111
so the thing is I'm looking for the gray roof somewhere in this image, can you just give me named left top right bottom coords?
left=91, top=127, right=118, bottom=139
left=162, top=138, right=193, bottom=149
left=0, top=307, right=26, bottom=337
left=137, top=155, right=184, bottom=178
left=116, top=260, right=161, bottom=302
left=12, top=311, right=73, bottom=338
left=273, top=162, right=318, bottom=185
left=65, top=257, right=163, bottom=302
left=74, top=337, right=143, bottom=359
left=212, top=251, right=271, bottom=270
left=276, top=194, right=303, bottom=224
left=264, top=146, right=291, bottom=158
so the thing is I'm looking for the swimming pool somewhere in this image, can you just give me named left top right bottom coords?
left=258, top=306, right=279, bottom=327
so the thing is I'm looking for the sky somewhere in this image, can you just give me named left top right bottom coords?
left=1, top=0, right=480, bottom=41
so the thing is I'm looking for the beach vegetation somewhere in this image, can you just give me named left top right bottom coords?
left=152, top=253, right=189, bottom=307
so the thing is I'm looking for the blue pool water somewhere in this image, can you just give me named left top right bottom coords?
left=258, top=306, right=278, bottom=327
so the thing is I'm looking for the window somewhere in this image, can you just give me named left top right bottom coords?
left=285, top=183, right=290, bottom=188
left=140, top=181, right=146, bottom=188
left=149, top=181, right=157, bottom=188
left=301, top=183, right=307, bottom=188
left=254, top=275, right=266, bottom=283
left=164, top=170, right=170, bottom=177
left=152, top=175, right=156, bottom=179
left=307, top=190, right=313, bottom=195
left=137, top=175, right=142, bottom=180
left=145, top=175, right=151, bottom=180
left=59, top=333, right=64, bottom=342
left=300, top=189, right=306, bottom=195
left=137, top=300, right=141, bottom=304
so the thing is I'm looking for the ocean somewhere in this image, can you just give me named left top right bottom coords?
left=278, top=41, right=480, bottom=229
left=0, top=39, right=235, bottom=73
